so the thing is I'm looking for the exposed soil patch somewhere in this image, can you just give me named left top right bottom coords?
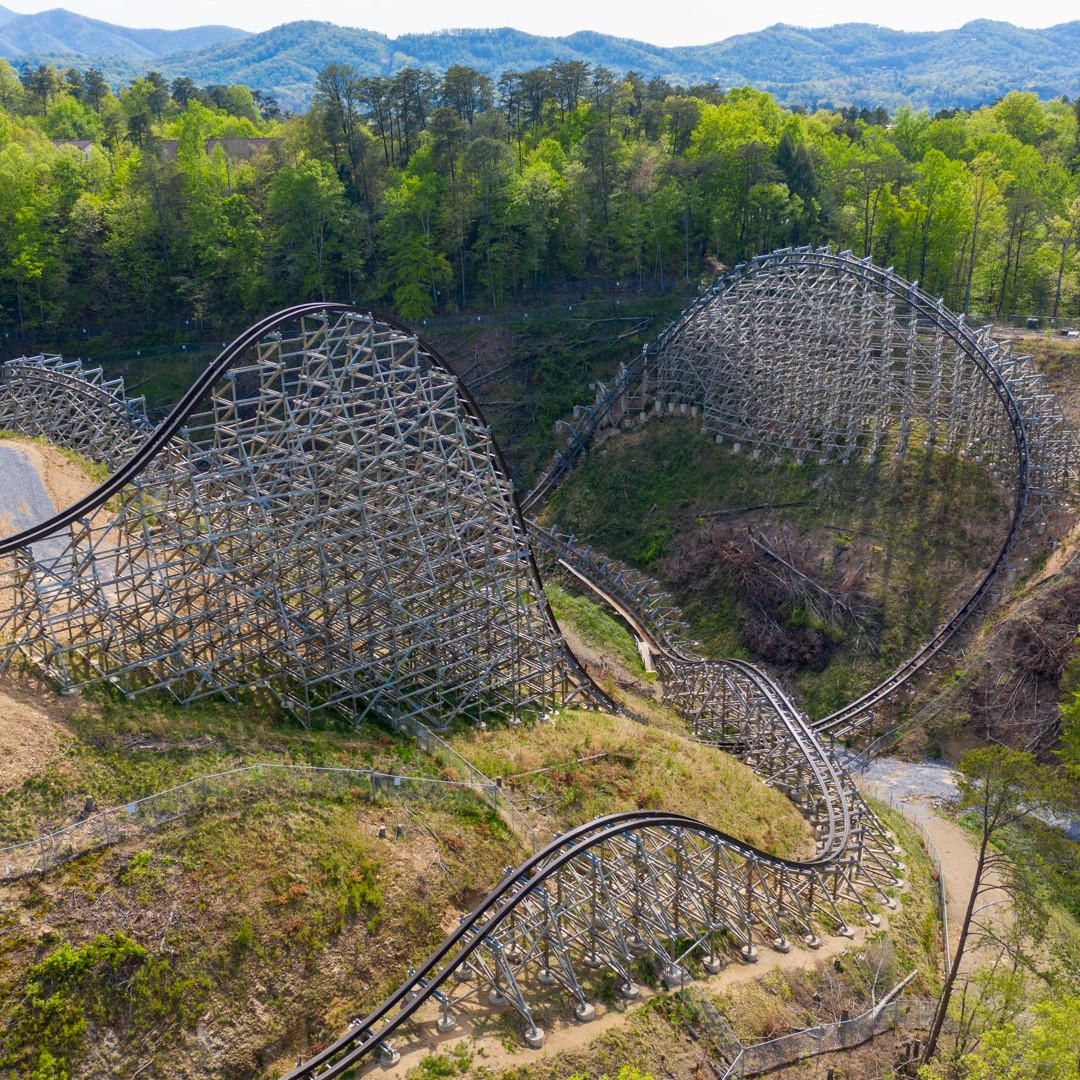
left=5, top=437, right=100, bottom=514
left=0, top=671, right=77, bottom=793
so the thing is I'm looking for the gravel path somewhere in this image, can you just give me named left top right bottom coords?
left=841, top=752, right=960, bottom=804
left=843, top=751, right=1080, bottom=841
left=0, top=441, right=65, bottom=564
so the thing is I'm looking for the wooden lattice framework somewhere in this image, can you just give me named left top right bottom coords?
left=0, top=310, right=573, bottom=727
left=0, top=299, right=916, bottom=1077
left=648, top=252, right=1074, bottom=493
left=525, top=249, right=1078, bottom=737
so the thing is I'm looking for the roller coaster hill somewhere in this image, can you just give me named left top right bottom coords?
left=0, top=248, right=1074, bottom=1077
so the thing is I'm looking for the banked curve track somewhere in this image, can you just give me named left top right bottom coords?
left=0, top=303, right=335, bottom=557
left=523, top=248, right=1075, bottom=739
left=528, top=522, right=898, bottom=870
left=0, top=292, right=914, bottom=1074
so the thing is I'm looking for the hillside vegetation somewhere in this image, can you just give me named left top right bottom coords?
left=450, top=708, right=814, bottom=858
left=4, top=15, right=1080, bottom=111
left=545, top=417, right=1010, bottom=718
left=0, top=668, right=813, bottom=1078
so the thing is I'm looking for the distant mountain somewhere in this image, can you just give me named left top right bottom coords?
left=0, top=7, right=248, bottom=60
left=2, top=13, right=1080, bottom=112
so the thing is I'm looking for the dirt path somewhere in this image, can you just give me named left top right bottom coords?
left=851, top=758, right=1018, bottom=969
left=0, top=437, right=99, bottom=517
left=369, top=779, right=1014, bottom=1078
left=369, top=908, right=885, bottom=1078
left=0, top=671, right=77, bottom=793
left=909, top=803, right=1010, bottom=971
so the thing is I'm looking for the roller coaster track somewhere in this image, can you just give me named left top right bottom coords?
left=0, top=274, right=958, bottom=1074
left=0, top=304, right=335, bottom=558
left=0, top=305, right=601, bottom=724
left=523, top=248, right=1075, bottom=739
left=0, top=300, right=891, bottom=866
left=528, top=524, right=898, bottom=870
left=278, top=808, right=898, bottom=1078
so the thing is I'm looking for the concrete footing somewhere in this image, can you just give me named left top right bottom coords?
left=575, top=1000, right=596, bottom=1022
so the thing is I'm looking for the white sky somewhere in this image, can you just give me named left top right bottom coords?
left=3, top=0, right=1078, bottom=45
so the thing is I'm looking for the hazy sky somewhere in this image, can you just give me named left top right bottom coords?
left=4, top=0, right=1079, bottom=45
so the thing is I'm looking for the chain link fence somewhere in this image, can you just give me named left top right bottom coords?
left=382, top=709, right=541, bottom=852
left=0, top=763, right=519, bottom=880
left=720, top=996, right=938, bottom=1077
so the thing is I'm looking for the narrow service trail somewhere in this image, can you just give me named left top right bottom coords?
left=850, top=758, right=1012, bottom=971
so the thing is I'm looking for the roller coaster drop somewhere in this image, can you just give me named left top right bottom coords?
left=0, top=250, right=1070, bottom=1075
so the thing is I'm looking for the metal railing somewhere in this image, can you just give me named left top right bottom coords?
left=0, top=762, right=521, bottom=881
left=409, top=719, right=541, bottom=852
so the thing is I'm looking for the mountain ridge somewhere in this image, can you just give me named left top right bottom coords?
left=1, top=10, right=1079, bottom=112
left=0, top=7, right=249, bottom=57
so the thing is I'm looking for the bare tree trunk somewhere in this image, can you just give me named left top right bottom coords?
left=923, top=828, right=989, bottom=1064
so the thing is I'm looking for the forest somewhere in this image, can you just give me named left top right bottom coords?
left=1, top=57, right=1080, bottom=340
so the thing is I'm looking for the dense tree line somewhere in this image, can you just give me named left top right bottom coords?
left=2, top=57, right=1080, bottom=334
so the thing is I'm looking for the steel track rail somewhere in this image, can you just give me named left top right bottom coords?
left=0, top=303, right=338, bottom=557
left=1, top=312, right=901, bottom=1077
left=0, top=303, right=624, bottom=722
left=529, top=523, right=853, bottom=860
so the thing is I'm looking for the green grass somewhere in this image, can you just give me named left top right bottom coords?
left=0, top=686, right=443, bottom=847
left=0, top=681, right=528, bottom=1079
left=2, top=929, right=202, bottom=1079
left=545, top=417, right=1008, bottom=718
left=448, top=708, right=813, bottom=858
left=546, top=581, right=647, bottom=678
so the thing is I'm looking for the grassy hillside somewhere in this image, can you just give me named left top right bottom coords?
left=544, top=417, right=1009, bottom=719
left=0, top=670, right=814, bottom=1077
left=0, top=701, right=519, bottom=1078
left=450, top=708, right=813, bottom=859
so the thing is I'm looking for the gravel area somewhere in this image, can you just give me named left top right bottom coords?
left=0, top=441, right=65, bottom=563
left=842, top=750, right=1080, bottom=841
